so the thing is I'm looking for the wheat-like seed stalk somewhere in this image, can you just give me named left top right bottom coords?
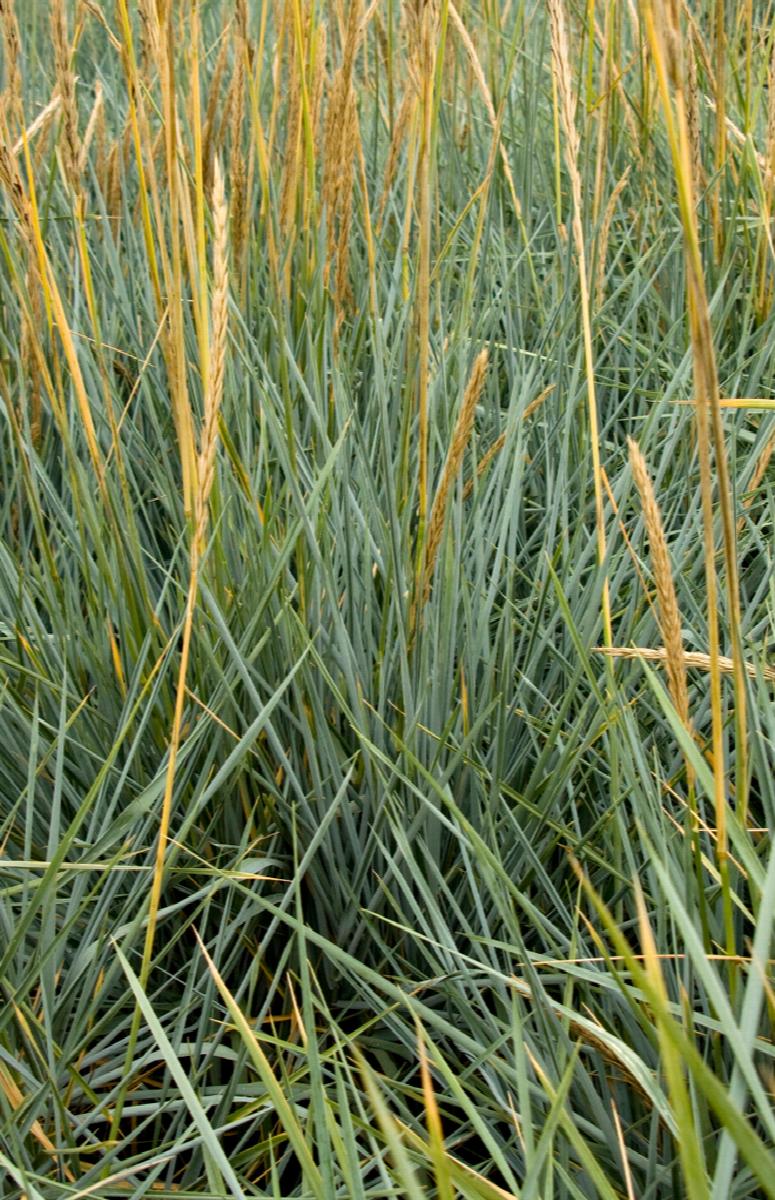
left=0, top=0, right=22, bottom=129
left=643, top=0, right=748, bottom=847
left=422, top=350, right=488, bottom=604
left=595, top=166, right=631, bottom=309
left=138, top=0, right=161, bottom=72
left=81, top=0, right=121, bottom=52
left=322, top=0, right=362, bottom=313
left=596, top=646, right=775, bottom=684
left=196, top=159, right=229, bottom=554
left=104, top=137, right=122, bottom=219
left=310, top=23, right=327, bottom=141
left=79, top=81, right=104, bottom=172
left=280, top=26, right=303, bottom=235
left=462, top=383, right=553, bottom=500
left=741, top=425, right=775, bottom=521
left=334, top=86, right=359, bottom=314
left=377, top=89, right=414, bottom=228
left=202, top=33, right=231, bottom=192
left=0, top=125, right=28, bottom=221
left=686, top=42, right=702, bottom=202
left=51, top=0, right=80, bottom=191
left=462, top=432, right=505, bottom=500
left=229, top=29, right=247, bottom=275
left=548, top=0, right=579, bottom=177
left=21, top=262, right=43, bottom=445
left=548, top=0, right=612, bottom=649
left=9, top=96, right=60, bottom=157
left=1, top=113, right=43, bottom=444
left=767, top=36, right=775, bottom=183
left=628, top=438, right=692, bottom=742
left=448, top=2, right=522, bottom=221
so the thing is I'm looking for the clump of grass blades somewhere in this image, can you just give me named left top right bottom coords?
left=0, top=2, right=773, bottom=1198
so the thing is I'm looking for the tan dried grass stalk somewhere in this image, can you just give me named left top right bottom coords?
left=334, top=97, right=358, bottom=311
left=377, top=89, right=414, bottom=228
left=51, top=0, right=81, bottom=190
left=229, top=28, right=247, bottom=275
left=410, top=0, right=440, bottom=555
left=686, top=43, right=701, bottom=202
left=741, top=425, right=775, bottom=522
left=105, top=136, right=122, bottom=218
left=642, top=0, right=747, bottom=966
left=281, top=13, right=302, bottom=223
left=0, top=1060, right=74, bottom=1181
left=627, top=438, right=692, bottom=742
left=591, top=4, right=612, bottom=228
left=21, top=263, right=43, bottom=445
left=462, top=432, right=505, bottom=500
left=423, top=350, right=488, bottom=603
left=196, top=160, right=229, bottom=553
left=1, top=122, right=105, bottom=487
left=202, top=33, right=231, bottom=192
left=10, top=96, right=61, bottom=157
left=768, top=37, right=775, bottom=181
left=310, top=23, right=327, bottom=138
left=322, top=0, right=361, bottom=314
left=80, top=0, right=122, bottom=52
left=448, top=1, right=523, bottom=222
left=79, top=81, right=103, bottom=172
left=596, top=646, right=775, bottom=684
left=0, top=125, right=29, bottom=224
left=462, top=383, right=554, bottom=499
left=140, top=163, right=231, bottom=1098
left=0, top=0, right=22, bottom=129
left=548, top=0, right=612, bottom=648
left=595, top=165, right=631, bottom=308
left=93, top=82, right=107, bottom=181
left=2, top=110, right=44, bottom=443
left=138, top=0, right=162, bottom=71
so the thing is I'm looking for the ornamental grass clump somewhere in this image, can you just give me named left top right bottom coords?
left=0, top=3, right=773, bottom=1197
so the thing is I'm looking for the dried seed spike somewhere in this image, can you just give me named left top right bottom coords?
left=377, top=89, right=413, bottom=228
left=686, top=42, right=702, bottom=202
left=51, top=0, right=81, bottom=190
left=279, top=23, right=302, bottom=234
left=79, top=81, right=104, bottom=172
left=547, top=0, right=579, bottom=176
left=596, top=646, right=775, bottom=685
left=196, top=158, right=229, bottom=553
left=229, top=28, right=247, bottom=273
left=310, top=22, right=327, bottom=139
left=202, top=32, right=231, bottom=191
left=138, top=0, right=161, bottom=70
left=322, top=0, right=362, bottom=314
left=595, top=166, right=631, bottom=309
left=0, top=0, right=23, bottom=130
left=423, top=350, right=489, bottom=603
left=627, top=437, right=692, bottom=749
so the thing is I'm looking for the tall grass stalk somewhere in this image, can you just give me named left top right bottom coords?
left=640, top=0, right=749, bottom=964
left=548, top=0, right=612, bottom=651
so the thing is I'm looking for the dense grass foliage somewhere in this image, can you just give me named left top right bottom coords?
left=1, top=0, right=774, bottom=1195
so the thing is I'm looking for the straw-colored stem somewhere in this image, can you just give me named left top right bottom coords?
left=422, top=349, right=488, bottom=607
left=627, top=437, right=693, bottom=783
left=596, top=645, right=775, bottom=684
left=549, top=0, right=613, bottom=650
left=414, top=1, right=438, bottom=574
left=0, top=0, right=23, bottom=130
